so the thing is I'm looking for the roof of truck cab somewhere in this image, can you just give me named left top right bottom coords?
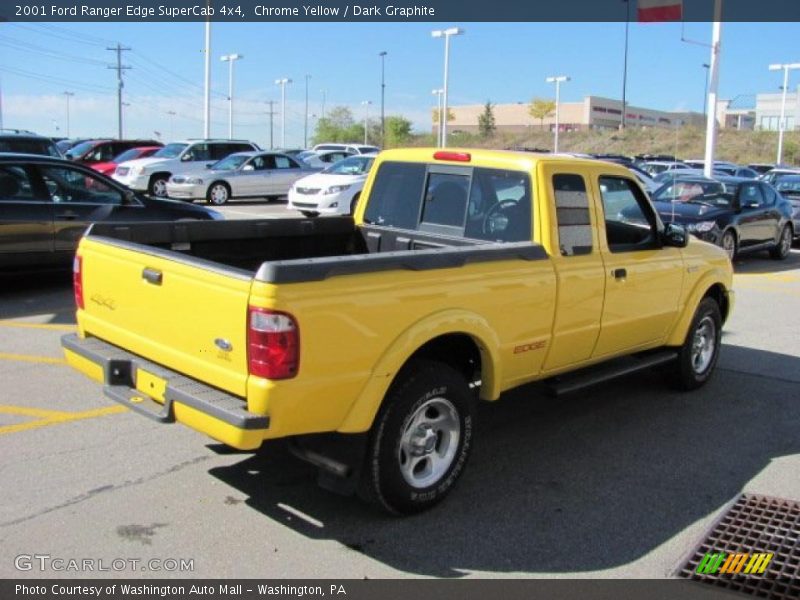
left=375, top=147, right=623, bottom=172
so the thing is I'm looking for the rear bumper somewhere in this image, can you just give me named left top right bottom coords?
left=61, top=333, right=269, bottom=450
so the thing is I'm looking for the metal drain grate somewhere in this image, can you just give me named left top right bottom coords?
left=678, top=494, right=800, bottom=600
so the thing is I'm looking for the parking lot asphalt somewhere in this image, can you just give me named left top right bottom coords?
left=0, top=206, right=798, bottom=579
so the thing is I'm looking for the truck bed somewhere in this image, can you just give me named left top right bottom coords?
left=87, top=217, right=547, bottom=283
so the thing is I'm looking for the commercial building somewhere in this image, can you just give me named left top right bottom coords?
left=445, top=96, right=705, bottom=134
left=754, top=88, right=800, bottom=131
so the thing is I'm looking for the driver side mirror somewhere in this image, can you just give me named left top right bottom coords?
left=242, top=164, right=255, bottom=172
left=663, top=223, right=689, bottom=248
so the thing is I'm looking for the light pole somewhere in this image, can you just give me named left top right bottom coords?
left=768, top=62, right=800, bottom=165
left=63, top=91, right=74, bottom=137
left=166, top=110, right=177, bottom=140
left=275, top=78, right=292, bottom=148
left=702, top=63, right=710, bottom=118
left=431, top=27, right=464, bottom=148
left=304, top=74, right=311, bottom=148
left=361, top=100, right=372, bottom=145
left=379, top=51, right=387, bottom=146
left=432, top=89, right=443, bottom=147
left=220, top=53, right=243, bottom=140
left=321, top=89, right=327, bottom=120
left=546, top=75, right=570, bottom=153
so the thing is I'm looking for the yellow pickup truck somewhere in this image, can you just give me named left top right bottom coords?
left=62, top=148, right=733, bottom=514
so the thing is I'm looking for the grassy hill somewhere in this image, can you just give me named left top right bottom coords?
left=405, top=126, right=800, bottom=166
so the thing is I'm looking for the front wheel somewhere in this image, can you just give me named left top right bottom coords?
left=207, top=182, right=230, bottom=206
left=360, top=360, right=475, bottom=515
left=665, top=297, right=722, bottom=391
left=721, top=230, right=737, bottom=261
left=149, top=176, right=169, bottom=198
left=769, top=225, right=792, bottom=260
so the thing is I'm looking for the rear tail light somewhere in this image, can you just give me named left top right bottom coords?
left=247, top=307, right=299, bottom=380
left=433, top=151, right=471, bottom=162
left=73, top=255, right=84, bottom=310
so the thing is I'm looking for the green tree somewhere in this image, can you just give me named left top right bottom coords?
left=384, top=115, right=412, bottom=147
left=478, top=100, right=496, bottom=139
left=312, top=106, right=363, bottom=144
left=431, top=107, right=456, bottom=125
left=529, top=98, right=556, bottom=130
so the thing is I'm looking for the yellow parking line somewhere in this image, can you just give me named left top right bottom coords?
left=0, top=352, right=66, bottom=365
left=0, top=405, right=127, bottom=436
left=0, top=321, right=76, bottom=331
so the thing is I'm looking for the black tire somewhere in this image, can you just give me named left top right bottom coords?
left=301, top=211, right=319, bottom=218
left=148, top=175, right=169, bottom=198
left=769, top=224, right=792, bottom=260
left=206, top=182, right=230, bottom=206
left=665, top=297, right=722, bottom=391
left=349, top=193, right=361, bottom=216
left=721, top=230, right=737, bottom=261
left=359, top=359, right=475, bottom=515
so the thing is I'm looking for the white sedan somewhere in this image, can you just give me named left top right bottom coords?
left=166, top=151, right=312, bottom=205
left=287, top=153, right=376, bottom=217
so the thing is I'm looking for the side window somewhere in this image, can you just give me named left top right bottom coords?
left=250, top=156, right=268, bottom=170
left=363, top=161, right=427, bottom=229
left=184, top=144, right=210, bottom=162
left=740, top=183, right=765, bottom=207
left=0, top=165, right=40, bottom=202
left=420, top=172, right=469, bottom=230
left=466, top=168, right=532, bottom=242
left=39, top=166, right=123, bottom=205
left=599, top=176, right=658, bottom=252
left=553, top=174, right=592, bottom=256
left=274, top=156, right=295, bottom=169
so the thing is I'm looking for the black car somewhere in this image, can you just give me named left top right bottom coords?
left=772, top=174, right=800, bottom=240
left=644, top=179, right=794, bottom=260
left=0, top=129, right=61, bottom=157
left=0, top=154, right=223, bottom=270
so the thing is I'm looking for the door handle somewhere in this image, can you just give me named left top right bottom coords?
left=612, top=268, right=627, bottom=280
left=142, top=268, right=163, bottom=285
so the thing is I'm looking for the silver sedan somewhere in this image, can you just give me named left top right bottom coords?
left=166, top=151, right=313, bottom=205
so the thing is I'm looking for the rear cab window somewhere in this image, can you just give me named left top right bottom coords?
left=364, top=161, right=532, bottom=243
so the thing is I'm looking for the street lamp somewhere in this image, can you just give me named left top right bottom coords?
left=702, top=63, right=710, bottom=118
left=63, top=91, right=74, bottom=138
left=545, top=75, right=570, bottom=153
left=321, top=89, right=327, bottom=120
left=275, top=78, right=292, bottom=148
left=431, top=27, right=464, bottom=148
left=361, top=100, right=372, bottom=145
left=379, top=51, right=387, bottom=146
left=768, top=62, right=800, bottom=165
left=304, top=74, right=311, bottom=148
left=166, top=110, right=177, bottom=140
left=431, top=89, right=444, bottom=147
left=220, top=53, right=243, bottom=140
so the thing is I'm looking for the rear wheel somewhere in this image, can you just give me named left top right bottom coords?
left=721, top=230, right=737, bottom=261
left=360, top=359, right=475, bottom=515
left=665, top=297, right=722, bottom=391
left=769, top=225, right=792, bottom=260
left=207, top=182, right=230, bottom=206
left=149, top=175, right=169, bottom=198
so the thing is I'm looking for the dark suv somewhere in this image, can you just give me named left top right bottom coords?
left=64, top=139, right=162, bottom=164
left=0, top=129, right=61, bottom=157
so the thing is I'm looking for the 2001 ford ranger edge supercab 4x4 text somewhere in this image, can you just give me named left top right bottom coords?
left=62, top=149, right=734, bottom=514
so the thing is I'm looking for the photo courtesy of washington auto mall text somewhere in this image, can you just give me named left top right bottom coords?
left=1, top=0, right=800, bottom=599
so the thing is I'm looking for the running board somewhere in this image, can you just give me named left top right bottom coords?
left=547, top=350, right=678, bottom=397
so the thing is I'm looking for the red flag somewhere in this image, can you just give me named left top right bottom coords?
left=638, top=0, right=683, bottom=22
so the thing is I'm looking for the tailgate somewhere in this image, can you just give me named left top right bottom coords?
left=76, top=236, right=253, bottom=397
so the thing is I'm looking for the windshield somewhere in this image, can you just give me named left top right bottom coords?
left=211, top=155, right=249, bottom=170
left=296, top=151, right=316, bottom=160
left=153, top=143, right=188, bottom=158
left=776, top=177, right=800, bottom=193
left=66, top=140, right=99, bottom=157
left=322, top=155, right=374, bottom=175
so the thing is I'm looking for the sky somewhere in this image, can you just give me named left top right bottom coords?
left=1, top=20, right=799, bottom=148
